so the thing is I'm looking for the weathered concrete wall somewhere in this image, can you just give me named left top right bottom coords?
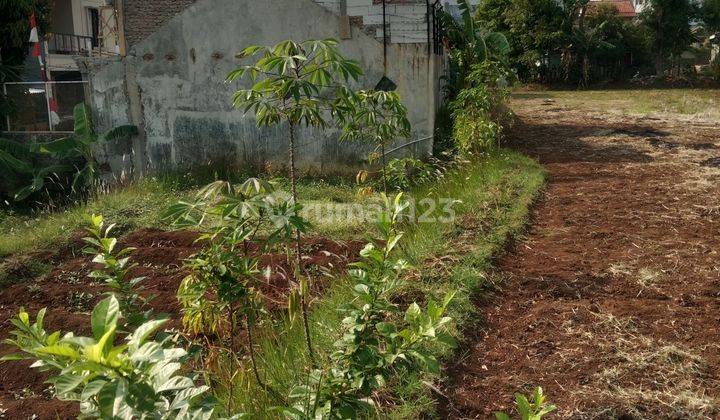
left=88, top=0, right=443, bottom=175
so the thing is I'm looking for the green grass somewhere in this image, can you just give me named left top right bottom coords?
left=0, top=177, right=367, bottom=258
left=222, top=149, right=546, bottom=418
left=513, top=89, right=720, bottom=119
left=0, top=179, right=191, bottom=257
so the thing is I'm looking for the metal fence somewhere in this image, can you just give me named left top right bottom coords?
left=2, top=81, right=87, bottom=133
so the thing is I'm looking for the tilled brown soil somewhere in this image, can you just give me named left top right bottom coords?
left=445, top=98, right=720, bottom=419
left=0, top=229, right=363, bottom=418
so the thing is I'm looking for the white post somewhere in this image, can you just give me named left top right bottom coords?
left=3, top=83, right=10, bottom=131
left=45, top=81, right=53, bottom=131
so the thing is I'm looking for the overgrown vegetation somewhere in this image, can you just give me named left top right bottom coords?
left=0, top=103, right=137, bottom=204
left=474, top=0, right=720, bottom=85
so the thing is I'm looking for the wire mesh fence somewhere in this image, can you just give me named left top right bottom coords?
left=2, top=81, right=87, bottom=133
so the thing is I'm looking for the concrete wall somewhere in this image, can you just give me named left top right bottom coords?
left=87, top=0, right=443, bottom=176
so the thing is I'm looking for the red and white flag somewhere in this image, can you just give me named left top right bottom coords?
left=28, top=13, right=39, bottom=43
left=28, top=12, right=46, bottom=79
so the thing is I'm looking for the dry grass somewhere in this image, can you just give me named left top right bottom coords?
left=569, top=310, right=720, bottom=419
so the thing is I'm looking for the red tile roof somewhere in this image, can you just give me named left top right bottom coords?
left=588, top=0, right=637, bottom=18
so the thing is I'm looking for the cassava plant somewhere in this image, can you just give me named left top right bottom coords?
left=1, top=296, right=217, bottom=419
left=164, top=178, right=309, bottom=400
left=83, top=214, right=152, bottom=327
left=285, top=194, right=456, bottom=418
left=227, top=39, right=363, bottom=363
left=337, top=90, right=411, bottom=195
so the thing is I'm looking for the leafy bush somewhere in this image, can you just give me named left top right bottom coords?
left=83, top=213, right=152, bottom=327
left=337, top=90, right=411, bottom=194
left=384, top=157, right=437, bottom=191
left=2, top=296, right=216, bottom=419
left=164, top=178, right=310, bottom=390
left=285, top=194, right=456, bottom=418
left=449, top=60, right=513, bottom=155
left=495, top=387, right=557, bottom=420
left=451, top=85, right=502, bottom=154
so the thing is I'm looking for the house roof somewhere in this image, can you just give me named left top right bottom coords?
left=588, top=0, right=637, bottom=18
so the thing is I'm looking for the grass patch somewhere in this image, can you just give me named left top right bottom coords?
left=0, top=179, right=190, bottom=258
left=221, top=149, right=546, bottom=418
left=0, top=177, right=367, bottom=258
left=513, top=89, right=720, bottom=119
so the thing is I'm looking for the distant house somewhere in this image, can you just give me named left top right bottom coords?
left=587, top=0, right=639, bottom=19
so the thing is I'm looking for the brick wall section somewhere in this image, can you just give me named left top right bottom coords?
left=123, top=0, right=197, bottom=48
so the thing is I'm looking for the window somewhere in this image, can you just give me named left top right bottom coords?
left=87, top=7, right=99, bottom=48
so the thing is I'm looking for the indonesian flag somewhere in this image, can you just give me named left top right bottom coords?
left=29, top=13, right=42, bottom=58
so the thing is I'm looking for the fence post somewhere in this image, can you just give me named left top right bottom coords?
left=2, top=84, right=10, bottom=132
left=45, top=81, right=53, bottom=131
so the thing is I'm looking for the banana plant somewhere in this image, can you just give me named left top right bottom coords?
left=441, top=0, right=511, bottom=63
left=440, top=0, right=511, bottom=98
left=2, top=104, right=137, bottom=202
left=0, top=137, right=71, bottom=202
left=35, top=103, right=138, bottom=198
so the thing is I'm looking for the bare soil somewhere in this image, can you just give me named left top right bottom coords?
left=444, top=98, right=720, bottom=419
left=0, top=229, right=363, bottom=418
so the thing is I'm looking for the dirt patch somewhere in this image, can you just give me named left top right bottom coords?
left=444, top=97, right=720, bottom=418
left=0, top=228, right=364, bottom=418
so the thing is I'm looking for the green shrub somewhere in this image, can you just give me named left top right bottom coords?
left=495, top=387, right=557, bottom=420
left=450, top=61, right=512, bottom=156
left=2, top=296, right=216, bottom=419
left=451, top=85, right=502, bottom=154
left=83, top=214, right=152, bottom=327
left=285, top=194, right=456, bottom=418
left=384, top=157, right=437, bottom=191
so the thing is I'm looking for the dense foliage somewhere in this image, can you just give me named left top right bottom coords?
left=285, top=194, right=456, bottom=418
left=0, top=103, right=137, bottom=204
left=474, top=0, right=719, bottom=84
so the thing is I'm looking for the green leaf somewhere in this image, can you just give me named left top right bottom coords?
left=73, top=103, right=94, bottom=141
left=157, top=376, right=194, bottom=392
left=98, top=380, right=128, bottom=418
left=91, top=296, right=120, bottom=340
left=98, top=125, right=138, bottom=143
left=35, top=136, right=80, bottom=156
left=81, top=379, right=107, bottom=401
left=127, top=319, right=168, bottom=350
left=0, top=148, right=32, bottom=173
left=51, top=373, right=85, bottom=396
left=36, top=345, right=81, bottom=359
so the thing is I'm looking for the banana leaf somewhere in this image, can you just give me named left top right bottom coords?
left=98, top=125, right=138, bottom=143
left=14, top=164, right=73, bottom=201
left=73, top=103, right=95, bottom=143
